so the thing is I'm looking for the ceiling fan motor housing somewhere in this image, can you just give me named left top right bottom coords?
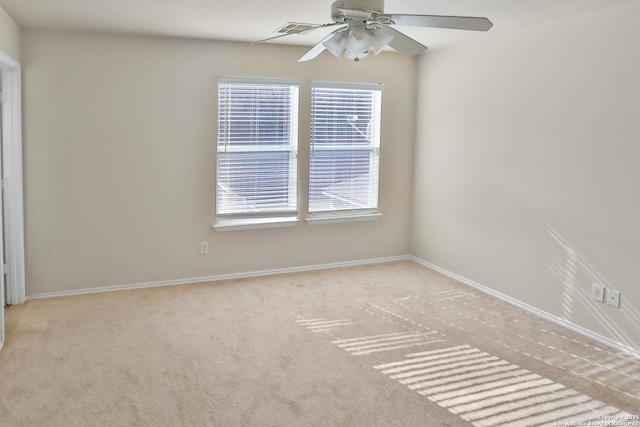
left=331, top=0, right=385, bottom=22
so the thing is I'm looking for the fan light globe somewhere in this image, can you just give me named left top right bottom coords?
left=370, top=31, right=394, bottom=55
left=323, top=31, right=348, bottom=58
left=345, top=26, right=372, bottom=53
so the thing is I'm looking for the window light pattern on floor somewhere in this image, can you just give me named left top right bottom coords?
left=374, top=345, right=634, bottom=426
left=293, top=285, right=640, bottom=426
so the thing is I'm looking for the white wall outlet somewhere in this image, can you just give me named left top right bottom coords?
left=606, top=289, right=621, bottom=308
left=591, top=283, right=605, bottom=302
left=200, top=242, right=209, bottom=255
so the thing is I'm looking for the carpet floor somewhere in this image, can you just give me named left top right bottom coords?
left=1, top=261, right=639, bottom=426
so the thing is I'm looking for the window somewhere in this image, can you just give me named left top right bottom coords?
left=216, top=79, right=299, bottom=226
left=308, top=82, right=382, bottom=218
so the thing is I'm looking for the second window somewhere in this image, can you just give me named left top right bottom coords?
left=309, top=82, right=382, bottom=216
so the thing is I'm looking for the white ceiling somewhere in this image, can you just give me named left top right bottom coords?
left=1, top=0, right=638, bottom=51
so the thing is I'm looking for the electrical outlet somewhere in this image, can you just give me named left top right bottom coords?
left=606, top=289, right=621, bottom=308
left=591, top=283, right=605, bottom=302
left=200, top=242, right=209, bottom=255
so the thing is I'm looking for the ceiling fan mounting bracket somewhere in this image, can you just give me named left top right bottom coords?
left=331, top=0, right=385, bottom=23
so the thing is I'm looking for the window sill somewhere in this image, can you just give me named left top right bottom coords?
left=213, top=217, right=300, bottom=232
left=305, top=212, right=382, bottom=225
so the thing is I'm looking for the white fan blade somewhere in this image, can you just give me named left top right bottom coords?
left=298, top=27, right=346, bottom=62
left=389, top=14, right=493, bottom=31
left=298, top=42, right=327, bottom=62
left=245, top=32, right=297, bottom=46
left=248, top=22, right=342, bottom=46
left=380, top=27, right=427, bottom=56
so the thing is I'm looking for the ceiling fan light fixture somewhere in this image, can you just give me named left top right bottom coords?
left=345, top=25, right=372, bottom=53
left=323, top=31, right=348, bottom=58
left=370, top=30, right=394, bottom=55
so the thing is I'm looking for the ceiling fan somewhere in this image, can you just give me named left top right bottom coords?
left=252, top=0, right=493, bottom=62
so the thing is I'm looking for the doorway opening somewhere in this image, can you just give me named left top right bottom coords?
left=0, top=51, right=26, bottom=352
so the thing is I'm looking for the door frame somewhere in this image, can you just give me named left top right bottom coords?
left=0, top=51, right=26, bottom=307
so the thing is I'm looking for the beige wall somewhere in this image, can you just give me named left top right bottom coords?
left=412, top=3, right=640, bottom=352
left=0, top=4, right=20, bottom=61
left=22, top=29, right=416, bottom=295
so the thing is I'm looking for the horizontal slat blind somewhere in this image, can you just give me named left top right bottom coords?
left=217, top=80, right=299, bottom=216
left=309, top=83, right=382, bottom=214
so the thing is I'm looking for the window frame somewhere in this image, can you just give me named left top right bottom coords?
left=214, top=77, right=301, bottom=231
left=306, top=81, right=383, bottom=223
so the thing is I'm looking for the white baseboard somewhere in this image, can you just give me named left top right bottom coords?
left=26, top=255, right=412, bottom=300
left=408, top=256, right=640, bottom=359
left=25, top=254, right=639, bottom=358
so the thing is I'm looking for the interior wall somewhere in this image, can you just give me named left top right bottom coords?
left=21, top=29, right=416, bottom=295
left=412, top=3, right=640, bottom=352
left=0, top=4, right=20, bottom=62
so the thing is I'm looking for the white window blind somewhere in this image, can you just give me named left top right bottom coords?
left=309, top=82, right=382, bottom=215
left=217, top=79, right=299, bottom=218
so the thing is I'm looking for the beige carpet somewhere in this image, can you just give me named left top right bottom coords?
left=1, top=261, right=639, bottom=426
